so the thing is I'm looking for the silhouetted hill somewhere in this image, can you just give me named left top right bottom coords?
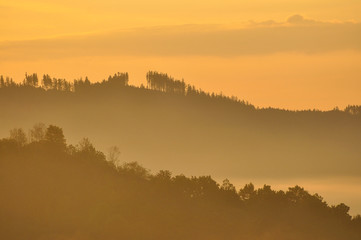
left=1, top=126, right=360, bottom=240
left=0, top=72, right=360, bottom=180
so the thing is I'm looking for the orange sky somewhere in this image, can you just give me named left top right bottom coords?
left=1, top=0, right=361, bottom=110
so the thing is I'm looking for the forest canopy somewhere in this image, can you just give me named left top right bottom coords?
left=1, top=71, right=360, bottom=114
left=1, top=124, right=361, bottom=240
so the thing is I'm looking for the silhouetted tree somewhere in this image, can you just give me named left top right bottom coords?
left=107, top=146, right=121, bottom=165
left=9, top=128, right=27, bottom=146
left=4, top=76, right=15, bottom=87
left=118, top=161, right=150, bottom=179
left=23, top=73, right=38, bottom=87
left=153, top=170, right=172, bottom=182
left=345, top=105, right=361, bottom=116
left=42, top=74, right=52, bottom=89
left=107, top=72, right=129, bottom=87
left=332, top=203, right=352, bottom=221
left=28, top=123, right=47, bottom=142
left=0, top=75, right=4, bottom=88
left=45, top=125, right=66, bottom=149
left=221, top=178, right=236, bottom=192
left=286, top=185, right=309, bottom=203
left=239, top=183, right=255, bottom=200
left=146, top=71, right=186, bottom=94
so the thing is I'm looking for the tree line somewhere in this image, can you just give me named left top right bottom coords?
left=1, top=71, right=361, bottom=114
left=146, top=71, right=186, bottom=94
left=0, top=72, right=129, bottom=92
left=1, top=124, right=361, bottom=240
left=0, top=71, right=255, bottom=107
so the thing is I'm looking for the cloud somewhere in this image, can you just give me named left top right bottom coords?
left=1, top=16, right=360, bottom=60
left=250, top=14, right=344, bottom=27
left=287, top=14, right=316, bottom=24
left=288, top=14, right=305, bottom=23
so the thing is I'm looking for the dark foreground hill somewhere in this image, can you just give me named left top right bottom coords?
left=0, top=72, right=360, bottom=179
left=1, top=126, right=360, bottom=240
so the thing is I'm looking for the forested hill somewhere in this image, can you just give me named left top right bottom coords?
left=1, top=127, right=361, bottom=240
left=0, top=72, right=361, bottom=179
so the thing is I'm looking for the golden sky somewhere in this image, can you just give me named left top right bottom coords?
left=1, top=0, right=361, bottom=110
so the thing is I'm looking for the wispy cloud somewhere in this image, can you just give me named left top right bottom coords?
left=1, top=16, right=360, bottom=61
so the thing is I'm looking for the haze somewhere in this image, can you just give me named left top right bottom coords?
left=1, top=0, right=361, bottom=110
left=1, top=1, right=361, bottom=238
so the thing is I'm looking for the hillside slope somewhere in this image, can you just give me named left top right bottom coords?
left=0, top=74, right=360, bottom=179
left=1, top=130, right=360, bottom=240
